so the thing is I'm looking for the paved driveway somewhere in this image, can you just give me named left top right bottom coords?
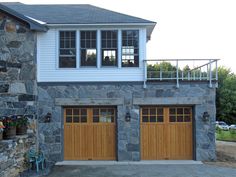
left=46, top=164, right=236, bottom=177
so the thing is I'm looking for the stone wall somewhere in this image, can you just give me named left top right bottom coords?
left=0, top=12, right=37, bottom=116
left=0, top=134, right=36, bottom=177
left=37, top=82, right=216, bottom=163
left=0, top=11, right=37, bottom=177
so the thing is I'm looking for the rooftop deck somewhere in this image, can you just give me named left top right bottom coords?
left=143, top=59, right=219, bottom=88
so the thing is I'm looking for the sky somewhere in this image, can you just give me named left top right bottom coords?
left=1, top=0, right=236, bottom=72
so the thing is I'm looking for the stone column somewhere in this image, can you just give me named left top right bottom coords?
left=117, top=105, right=140, bottom=161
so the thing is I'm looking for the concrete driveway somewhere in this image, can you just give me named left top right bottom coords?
left=46, top=164, right=236, bottom=177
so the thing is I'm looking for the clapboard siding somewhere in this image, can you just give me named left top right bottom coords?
left=37, top=27, right=146, bottom=82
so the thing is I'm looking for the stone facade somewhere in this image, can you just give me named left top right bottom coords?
left=0, top=10, right=216, bottom=168
left=0, top=134, right=36, bottom=177
left=0, top=12, right=37, bottom=116
left=37, top=82, right=216, bottom=163
left=0, top=12, right=37, bottom=176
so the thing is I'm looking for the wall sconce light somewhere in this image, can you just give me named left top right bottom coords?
left=44, top=112, right=52, bottom=123
left=202, top=111, right=210, bottom=122
left=125, top=112, right=131, bottom=122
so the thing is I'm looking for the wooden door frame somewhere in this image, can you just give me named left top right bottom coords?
left=139, top=105, right=195, bottom=160
left=62, top=106, right=118, bottom=161
left=192, top=105, right=196, bottom=160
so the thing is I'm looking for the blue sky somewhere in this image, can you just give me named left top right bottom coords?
left=2, top=0, right=236, bottom=72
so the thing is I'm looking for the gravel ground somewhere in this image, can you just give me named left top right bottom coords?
left=205, top=140, right=236, bottom=168
left=216, top=141, right=236, bottom=160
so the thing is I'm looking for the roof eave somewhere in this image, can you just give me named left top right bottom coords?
left=46, top=22, right=156, bottom=26
left=0, top=4, right=48, bottom=32
left=146, top=23, right=156, bottom=41
left=47, top=22, right=156, bottom=41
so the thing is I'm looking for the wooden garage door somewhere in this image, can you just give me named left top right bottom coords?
left=141, top=107, right=193, bottom=160
left=64, top=107, right=116, bottom=160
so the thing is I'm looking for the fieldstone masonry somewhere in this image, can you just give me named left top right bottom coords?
left=0, top=12, right=37, bottom=116
left=0, top=10, right=216, bottom=169
left=38, top=82, right=216, bottom=162
left=0, top=134, right=36, bottom=177
left=0, top=12, right=37, bottom=177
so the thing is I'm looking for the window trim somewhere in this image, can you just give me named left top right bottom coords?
left=101, top=30, right=119, bottom=67
left=58, top=30, right=77, bottom=69
left=121, top=30, right=139, bottom=67
left=56, top=28, right=141, bottom=70
left=80, top=30, right=97, bottom=67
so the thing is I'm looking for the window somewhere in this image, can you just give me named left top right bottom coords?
left=101, top=30, right=118, bottom=66
left=122, top=30, right=139, bottom=67
left=59, top=31, right=76, bottom=68
left=93, top=108, right=116, bottom=123
left=141, top=107, right=164, bottom=123
left=169, top=107, right=192, bottom=122
left=64, top=108, right=87, bottom=123
left=80, top=31, right=97, bottom=66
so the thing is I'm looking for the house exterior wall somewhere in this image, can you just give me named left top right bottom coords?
left=37, top=27, right=146, bottom=82
left=0, top=12, right=37, bottom=117
left=0, top=9, right=216, bottom=166
left=37, top=82, right=216, bottom=163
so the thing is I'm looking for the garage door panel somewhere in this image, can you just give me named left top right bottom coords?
left=92, top=124, right=116, bottom=160
left=141, top=107, right=193, bottom=160
left=73, top=124, right=93, bottom=160
left=148, top=125, right=157, bottom=159
left=141, top=125, right=149, bottom=159
left=64, top=125, right=74, bottom=160
left=92, top=125, right=102, bottom=158
left=64, top=107, right=116, bottom=160
left=156, top=125, right=166, bottom=159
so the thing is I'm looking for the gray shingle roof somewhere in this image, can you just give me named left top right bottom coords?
left=1, top=2, right=155, bottom=24
left=0, top=3, right=47, bottom=31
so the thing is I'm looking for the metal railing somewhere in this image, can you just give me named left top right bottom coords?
left=143, top=59, right=219, bottom=88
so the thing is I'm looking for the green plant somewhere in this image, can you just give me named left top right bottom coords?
left=2, top=116, right=17, bottom=129
left=216, top=126, right=222, bottom=134
left=216, top=130, right=236, bottom=142
left=229, top=129, right=236, bottom=135
left=16, top=116, right=28, bottom=127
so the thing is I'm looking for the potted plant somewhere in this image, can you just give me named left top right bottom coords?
left=2, top=116, right=17, bottom=139
left=16, top=115, right=28, bottom=135
left=0, top=121, right=5, bottom=140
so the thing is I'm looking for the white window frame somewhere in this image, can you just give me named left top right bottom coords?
left=55, top=28, right=142, bottom=70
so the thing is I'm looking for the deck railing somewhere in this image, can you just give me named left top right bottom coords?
left=143, top=59, right=219, bottom=88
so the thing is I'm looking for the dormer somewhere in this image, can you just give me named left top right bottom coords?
left=1, top=3, right=156, bottom=82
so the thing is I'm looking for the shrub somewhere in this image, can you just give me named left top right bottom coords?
left=229, top=129, right=236, bottom=135
left=216, top=126, right=222, bottom=134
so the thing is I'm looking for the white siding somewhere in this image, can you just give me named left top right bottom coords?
left=37, top=27, right=147, bottom=82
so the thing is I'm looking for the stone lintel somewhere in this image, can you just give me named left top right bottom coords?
left=55, top=98, right=124, bottom=106
left=133, top=97, right=203, bottom=105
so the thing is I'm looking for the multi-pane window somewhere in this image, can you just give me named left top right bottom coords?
left=122, top=30, right=139, bottom=67
left=80, top=31, right=97, bottom=66
left=65, top=108, right=87, bottom=123
left=59, top=31, right=76, bottom=68
left=169, top=107, right=192, bottom=122
left=93, top=108, right=116, bottom=123
left=141, top=107, right=164, bottom=123
left=101, top=30, right=118, bottom=66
